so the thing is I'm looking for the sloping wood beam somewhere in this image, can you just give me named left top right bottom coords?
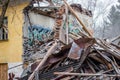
left=28, top=41, right=58, bottom=80
left=63, top=0, right=93, bottom=37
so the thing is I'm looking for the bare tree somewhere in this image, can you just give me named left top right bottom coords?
left=0, top=0, right=10, bottom=29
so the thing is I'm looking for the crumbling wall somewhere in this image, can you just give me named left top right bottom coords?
left=23, top=12, right=55, bottom=64
left=22, top=3, right=93, bottom=67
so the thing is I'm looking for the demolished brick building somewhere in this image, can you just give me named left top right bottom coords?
left=20, top=0, right=120, bottom=80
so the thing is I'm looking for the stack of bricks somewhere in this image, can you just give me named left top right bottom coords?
left=54, top=6, right=65, bottom=39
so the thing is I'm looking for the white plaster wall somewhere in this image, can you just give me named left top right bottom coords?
left=23, top=12, right=55, bottom=38
left=29, top=12, right=55, bottom=29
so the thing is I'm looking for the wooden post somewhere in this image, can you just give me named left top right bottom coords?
left=63, top=0, right=93, bottom=37
left=0, top=63, right=8, bottom=80
left=65, top=4, right=69, bottom=44
left=28, top=41, right=58, bottom=80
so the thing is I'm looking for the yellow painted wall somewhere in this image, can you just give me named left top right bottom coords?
left=0, top=2, right=29, bottom=63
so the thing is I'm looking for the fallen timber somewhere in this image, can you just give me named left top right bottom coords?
left=21, top=0, right=120, bottom=80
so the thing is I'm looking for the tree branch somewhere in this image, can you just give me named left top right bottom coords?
left=0, top=0, right=10, bottom=28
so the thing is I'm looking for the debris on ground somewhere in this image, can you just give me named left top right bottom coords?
left=20, top=0, right=120, bottom=80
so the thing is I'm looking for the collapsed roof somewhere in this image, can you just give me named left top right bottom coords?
left=20, top=0, right=120, bottom=80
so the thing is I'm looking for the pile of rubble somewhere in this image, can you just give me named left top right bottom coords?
left=21, top=0, right=120, bottom=80
left=21, top=37, right=120, bottom=80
